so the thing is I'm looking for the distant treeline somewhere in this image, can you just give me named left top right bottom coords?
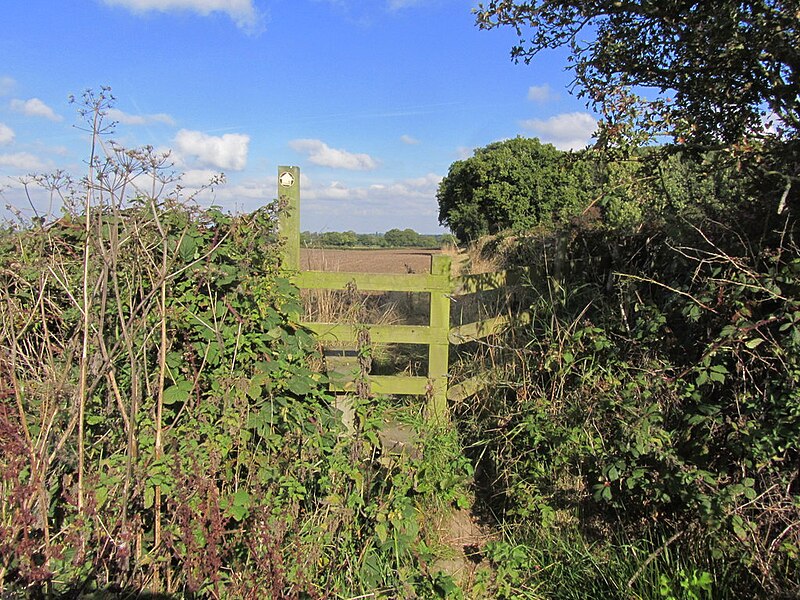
left=301, top=228, right=456, bottom=248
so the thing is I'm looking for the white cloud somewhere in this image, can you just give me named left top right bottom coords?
left=366, top=173, right=441, bottom=201
left=521, top=112, right=597, bottom=150
left=194, top=170, right=445, bottom=232
left=107, top=108, right=175, bottom=126
left=302, top=173, right=440, bottom=206
left=179, top=169, right=225, bottom=188
left=0, top=77, right=15, bottom=96
left=101, top=0, right=265, bottom=31
left=312, top=180, right=354, bottom=200
left=282, top=172, right=438, bottom=229
left=289, top=139, right=379, bottom=170
left=299, top=172, right=443, bottom=230
left=0, top=152, right=46, bottom=171
left=455, top=146, right=472, bottom=160
left=387, top=0, right=423, bottom=9
left=173, top=129, right=250, bottom=171
left=10, top=98, right=62, bottom=122
left=48, top=145, right=71, bottom=156
left=0, top=123, right=14, bottom=145
left=400, top=134, right=419, bottom=145
left=527, top=84, right=556, bottom=103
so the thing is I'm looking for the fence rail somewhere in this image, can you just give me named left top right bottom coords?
left=278, top=166, right=525, bottom=420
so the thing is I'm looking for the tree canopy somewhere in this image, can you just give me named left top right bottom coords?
left=476, top=0, right=800, bottom=146
left=436, top=137, right=591, bottom=241
left=300, top=229, right=455, bottom=248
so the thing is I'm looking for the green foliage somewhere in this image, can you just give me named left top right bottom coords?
left=300, top=228, right=454, bottom=248
left=1, top=196, right=328, bottom=593
left=458, top=182, right=800, bottom=596
left=383, top=227, right=431, bottom=248
left=458, top=4, right=800, bottom=596
left=436, top=137, right=593, bottom=241
left=659, top=569, right=714, bottom=600
left=0, top=92, right=472, bottom=598
left=472, top=528, right=723, bottom=600
left=475, top=0, right=800, bottom=145
left=0, top=197, right=473, bottom=598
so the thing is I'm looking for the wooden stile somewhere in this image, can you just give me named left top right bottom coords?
left=278, top=166, right=524, bottom=420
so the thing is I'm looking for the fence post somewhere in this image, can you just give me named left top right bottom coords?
left=278, top=165, right=300, bottom=271
left=428, top=254, right=452, bottom=422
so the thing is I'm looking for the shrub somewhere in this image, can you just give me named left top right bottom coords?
left=457, top=151, right=800, bottom=598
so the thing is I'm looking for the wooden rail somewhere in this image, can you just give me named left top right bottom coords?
left=277, top=166, right=526, bottom=421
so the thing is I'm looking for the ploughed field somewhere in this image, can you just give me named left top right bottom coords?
left=300, top=247, right=444, bottom=274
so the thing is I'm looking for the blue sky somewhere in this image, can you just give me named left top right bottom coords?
left=0, top=0, right=596, bottom=233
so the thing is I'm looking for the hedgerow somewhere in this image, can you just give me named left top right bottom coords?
left=0, top=90, right=470, bottom=599
left=458, top=147, right=800, bottom=598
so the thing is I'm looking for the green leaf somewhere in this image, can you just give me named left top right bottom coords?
left=266, top=326, right=284, bottom=340
left=226, top=489, right=252, bottom=522
left=178, top=234, right=197, bottom=262
left=287, top=377, right=313, bottom=396
left=745, top=337, right=765, bottom=349
left=246, top=381, right=262, bottom=400
left=162, top=379, right=193, bottom=405
left=732, top=515, right=747, bottom=540
left=216, top=264, right=238, bottom=286
left=376, top=521, right=389, bottom=545
left=709, top=370, right=726, bottom=383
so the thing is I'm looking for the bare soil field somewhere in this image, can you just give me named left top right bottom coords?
left=300, top=247, right=446, bottom=274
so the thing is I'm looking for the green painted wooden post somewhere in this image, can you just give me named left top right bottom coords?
left=278, top=165, right=300, bottom=271
left=428, top=254, right=452, bottom=422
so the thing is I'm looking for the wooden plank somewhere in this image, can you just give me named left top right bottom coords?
left=451, top=267, right=530, bottom=295
left=372, top=375, right=430, bottom=396
left=449, top=314, right=512, bottom=344
left=447, top=374, right=492, bottom=402
left=448, top=311, right=531, bottom=344
left=328, top=375, right=429, bottom=396
left=301, top=322, right=436, bottom=345
left=277, top=166, right=300, bottom=271
left=324, top=351, right=360, bottom=385
left=427, top=255, right=452, bottom=422
left=295, top=270, right=450, bottom=292
left=431, top=253, right=452, bottom=278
